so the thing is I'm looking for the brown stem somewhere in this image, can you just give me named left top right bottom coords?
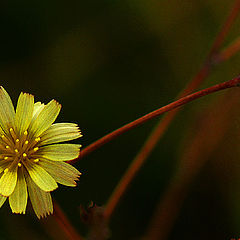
left=76, top=76, right=240, bottom=163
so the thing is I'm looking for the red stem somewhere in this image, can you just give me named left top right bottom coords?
left=77, top=76, right=240, bottom=163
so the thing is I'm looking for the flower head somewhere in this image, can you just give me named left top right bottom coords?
left=0, top=87, right=82, bottom=218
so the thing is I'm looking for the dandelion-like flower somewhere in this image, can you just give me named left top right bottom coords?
left=0, top=87, right=82, bottom=218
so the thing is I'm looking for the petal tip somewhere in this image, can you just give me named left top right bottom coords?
left=52, top=99, right=61, bottom=107
left=0, top=86, right=7, bottom=96
left=37, top=210, right=53, bottom=219
left=11, top=210, right=26, bottom=215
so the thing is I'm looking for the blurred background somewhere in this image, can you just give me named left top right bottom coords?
left=1, top=0, right=240, bottom=239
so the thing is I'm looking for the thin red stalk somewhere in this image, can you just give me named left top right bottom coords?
left=77, top=76, right=240, bottom=164
left=53, top=202, right=84, bottom=240
left=102, top=0, right=240, bottom=220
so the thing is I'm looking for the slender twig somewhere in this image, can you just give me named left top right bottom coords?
left=53, top=202, right=84, bottom=240
left=102, top=0, right=240, bottom=220
left=76, top=76, right=240, bottom=165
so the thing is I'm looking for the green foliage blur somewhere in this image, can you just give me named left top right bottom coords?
left=1, top=0, right=240, bottom=239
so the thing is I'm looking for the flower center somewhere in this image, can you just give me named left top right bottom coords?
left=1, top=128, right=40, bottom=167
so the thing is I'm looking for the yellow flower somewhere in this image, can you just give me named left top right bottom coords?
left=0, top=87, right=82, bottom=218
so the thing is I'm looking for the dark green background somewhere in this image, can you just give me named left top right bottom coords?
left=0, top=1, right=240, bottom=239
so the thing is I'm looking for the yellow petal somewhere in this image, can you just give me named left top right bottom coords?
left=39, top=159, right=81, bottom=187
left=39, top=123, right=82, bottom=146
left=0, top=87, right=15, bottom=134
left=0, top=162, right=18, bottom=196
left=28, top=100, right=61, bottom=138
left=15, top=92, right=34, bottom=137
left=0, top=194, right=7, bottom=208
left=32, top=102, right=45, bottom=119
left=35, top=144, right=81, bottom=161
left=25, top=172, right=53, bottom=218
left=9, top=167, right=28, bottom=214
left=24, top=161, right=58, bottom=192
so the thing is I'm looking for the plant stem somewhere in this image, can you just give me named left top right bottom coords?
left=101, top=0, right=240, bottom=220
left=77, top=76, right=240, bottom=165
